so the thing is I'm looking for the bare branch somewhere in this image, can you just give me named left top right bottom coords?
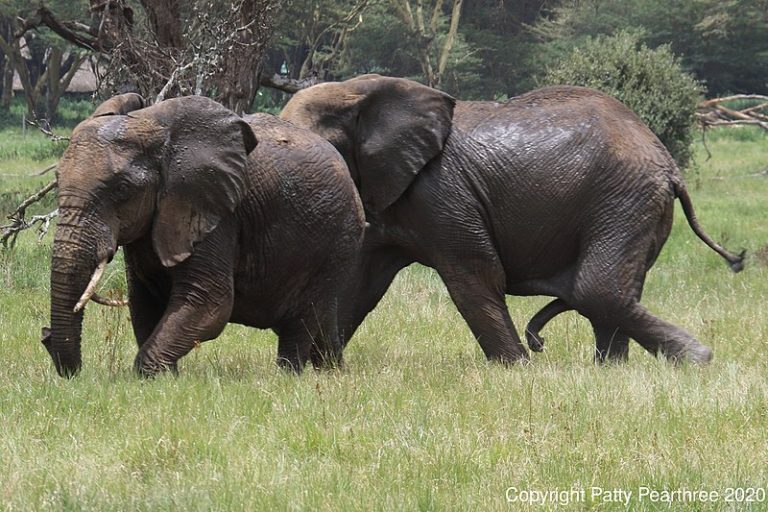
left=6, top=180, right=58, bottom=221
left=259, top=72, right=321, bottom=93
left=18, top=7, right=101, bottom=51
left=155, top=60, right=196, bottom=102
left=2, top=186, right=59, bottom=249
left=25, top=119, right=71, bottom=142
left=31, top=210, right=59, bottom=241
left=36, top=163, right=58, bottom=176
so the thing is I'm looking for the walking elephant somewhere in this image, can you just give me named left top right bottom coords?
left=281, top=74, right=743, bottom=364
left=42, top=94, right=365, bottom=377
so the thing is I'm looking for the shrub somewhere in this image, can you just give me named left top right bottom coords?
left=539, top=30, right=704, bottom=169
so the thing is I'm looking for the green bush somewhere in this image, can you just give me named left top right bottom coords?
left=539, top=30, right=704, bottom=169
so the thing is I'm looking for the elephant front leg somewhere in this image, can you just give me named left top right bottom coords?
left=125, top=266, right=167, bottom=349
left=133, top=281, right=235, bottom=376
left=124, top=240, right=170, bottom=349
left=439, top=265, right=529, bottom=364
left=337, top=245, right=411, bottom=346
left=133, top=236, right=237, bottom=376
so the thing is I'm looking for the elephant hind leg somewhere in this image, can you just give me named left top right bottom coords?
left=525, top=298, right=573, bottom=352
left=275, top=321, right=314, bottom=373
left=308, top=297, right=344, bottom=370
left=524, top=299, right=631, bottom=362
left=591, top=322, right=629, bottom=363
left=570, top=240, right=711, bottom=365
left=276, top=300, right=344, bottom=373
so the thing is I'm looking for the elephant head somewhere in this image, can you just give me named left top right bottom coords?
left=43, top=94, right=257, bottom=377
left=281, top=74, right=456, bottom=213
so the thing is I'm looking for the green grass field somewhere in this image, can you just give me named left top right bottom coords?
left=1, top=125, right=767, bottom=510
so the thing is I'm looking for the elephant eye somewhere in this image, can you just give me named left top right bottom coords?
left=115, top=181, right=132, bottom=197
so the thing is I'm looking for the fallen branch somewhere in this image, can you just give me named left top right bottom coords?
left=36, top=163, right=58, bottom=176
left=1, top=180, right=59, bottom=249
left=699, top=94, right=768, bottom=107
left=25, top=119, right=71, bottom=142
left=697, top=95, right=768, bottom=132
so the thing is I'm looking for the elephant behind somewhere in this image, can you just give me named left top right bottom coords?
left=43, top=95, right=365, bottom=377
left=281, top=75, right=744, bottom=365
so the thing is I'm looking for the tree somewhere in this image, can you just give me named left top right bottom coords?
left=0, top=0, right=280, bottom=115
left=386, top=0, right=464, bottom=87
left=268, top=0, right=370, bottom=82
left=532, top=0, right=768, bottom=96
left=0, top=1, right=89, bottom=119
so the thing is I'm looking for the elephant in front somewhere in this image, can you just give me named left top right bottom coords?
left=281, top=74, right=743, bottom=364
left=42, top=94, right=364, bottom=377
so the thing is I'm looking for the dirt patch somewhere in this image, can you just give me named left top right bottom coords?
left=754, top=244, right=768, bottom=267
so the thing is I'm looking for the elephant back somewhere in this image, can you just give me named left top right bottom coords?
left=241, top=113, right=364, bottom=228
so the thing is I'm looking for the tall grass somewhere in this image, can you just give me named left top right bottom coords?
left=0, top=127, right=767, bottom=510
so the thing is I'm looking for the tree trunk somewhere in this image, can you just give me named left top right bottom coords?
left=0, top=22, right=13, bottom=111
left=434, top=0, right=463, bottom=88
left=45, top=48, right=63, bottom=122
left=215, top=0, right=275, bottom=113
left=0, top=19, right=6, bottom=112
left=1, top=59, right=12, bottom=111
left=138, top=0, right=184, bottom=48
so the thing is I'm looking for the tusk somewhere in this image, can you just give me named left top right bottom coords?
left=73, top=260, right=107, bottom=313
left=92, top=293, right=129, bottom=307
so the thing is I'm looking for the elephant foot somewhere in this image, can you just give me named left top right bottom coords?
left=594, top=343, right=629, bottom=364
left=594, top=350, right=630, bottom=365
left=310, top=347, right=344, bottom=371
left=662, top=341, right=713, bottom=365
left=134, top=353, right=179, bottom=378
left=486, top=350, right=530, bottom=366
left=525, top=329, right=545, bottom=352
left=276, top=356, right=305, bottom=374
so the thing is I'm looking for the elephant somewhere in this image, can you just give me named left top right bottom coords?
left=42, top=93, right=365, bottom=377
left=280, top=74, right=744, bottom=364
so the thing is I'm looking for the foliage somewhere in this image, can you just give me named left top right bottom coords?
left=540, top=30, right=704, bottom=168
left=534, top=0, right=768, bottom=96
left=0, top=95, right=93, bottom=130
left=1, top=126, right=767, bottom=509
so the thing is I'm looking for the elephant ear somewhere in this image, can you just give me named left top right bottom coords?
left=92, top=93, right=146, bottom=117
left=352, top=76, right=455, bottom=212
left=138, top=96, right=257, bottom=267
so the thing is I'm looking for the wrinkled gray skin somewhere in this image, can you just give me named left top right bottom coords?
left=282, top=74, right=743, bottom=364
left=43, top=94, right=364, bottom=377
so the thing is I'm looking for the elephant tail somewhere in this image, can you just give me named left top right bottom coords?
left=674, top=181, right=745, bottom=273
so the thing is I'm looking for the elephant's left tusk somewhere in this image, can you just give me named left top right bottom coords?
left=73, top=259, right=107, bottom=313
left=91, top=293, right=128, bottom=308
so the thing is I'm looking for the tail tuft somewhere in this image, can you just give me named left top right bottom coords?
left=728, top=249, right=746, bottom=273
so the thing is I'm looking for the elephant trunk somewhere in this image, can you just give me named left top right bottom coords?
left=44, top=207, right=116, bottom=377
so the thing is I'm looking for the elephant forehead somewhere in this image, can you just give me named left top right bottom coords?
left=60, top=122, right=135, bottom=180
